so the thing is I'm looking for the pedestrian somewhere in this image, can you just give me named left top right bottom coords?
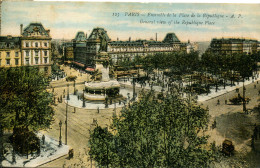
left=97, top=107, right=99, bottom=113
left=217, top=99, right=220, bottom=105
left=69, top=149, right=74, bottom=159
left=254, top=84, right=256, bottom=89
left=225, top=99, right=227, bottom=104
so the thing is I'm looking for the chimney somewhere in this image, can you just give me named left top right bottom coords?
left=156, top=33, right=157, bottom=41
left=129, top=37, right=131, bottom=42
left=20, top=24, right=23, bottom=36
left=46, top=29, right=50, bottom=36
left=117, top=37, right=119, bottom=41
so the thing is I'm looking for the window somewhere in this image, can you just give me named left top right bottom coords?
left=0, top=60, right=1, bottom=66
left=44, top=57, right=48, bottom=64
left=15, top=52, right=19, bottom=57
left=35, top=58, right=39, bottom=64
left=0, top=52, right=1, bottom=58
left=35, top=51, right=39, bottom=56
left=35, top=42, right=38, bottom=47
left=44, top=42, right=47, bottom=47
left=15, top=59, right=19, bottom=65
left=6, top=52, right=10, bottom=57
left=44, top=51, right=48, bottom=56
left=26, top=59, right=29, bottom=65
left=26, top=42, right=29, bottom=47
left=6, top=59, right=10, bottom=65
left=25, top=51, right=29, bottom=57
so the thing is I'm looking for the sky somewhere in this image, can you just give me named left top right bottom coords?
left=1, top=1, right=260, bottom=42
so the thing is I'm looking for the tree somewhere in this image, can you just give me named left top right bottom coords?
left=0, top=67, right=54, bottom=155
left=89, top=90, right=217, bottom=167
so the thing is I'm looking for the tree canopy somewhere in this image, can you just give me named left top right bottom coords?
left=89, top=90, right=217, bottom=167
left=0, top=66, right=54, bottom=132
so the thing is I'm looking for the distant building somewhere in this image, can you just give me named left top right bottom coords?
left=62, top=42, right=74, bottom=63
left=73, top=31, right=87, bottom=68
left=0, top=22, right=52, bottom=74
left=73, top=27, right=192, bottom=70
left=207, top=38, right=258, bottom=55
left=0, top=35, right=21, bottom=67
left=21, top=22, right=52, bottom=74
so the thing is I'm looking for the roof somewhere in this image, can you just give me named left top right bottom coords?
left=88, top=27, right=111, bottom=42
left=211, top=38, right=258, bottom=43
left=163, top=33, right=180, bottom=43
left=0, top=36, right=21, bottom=49
left=74, top=31, right=87, bottom=42
left=22, top=22, right=50, bottom=37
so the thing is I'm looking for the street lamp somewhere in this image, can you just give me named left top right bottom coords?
left=59, top=120, right=62, bottom=147
left=82, top=89, right=86, bottom=107
left=243, top=84, right=247, bottom=113
left=67, top=84, right=70, bottom=100
left=74, top=80, right=76, bottom=95
left=132, top=76, right=136, bottom=101
left=65, top=103, right=68, bottom=145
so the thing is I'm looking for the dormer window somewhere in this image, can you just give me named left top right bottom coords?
left=26, top=42, right=29, bottom=47
left=44, top=42, right=47, bottom=47
left=35, top=42, right=38, bottom=47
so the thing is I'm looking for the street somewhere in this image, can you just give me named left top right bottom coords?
left=41, top=66, right=260, bottom=168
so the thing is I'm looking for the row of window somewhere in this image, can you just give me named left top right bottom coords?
left=0, top=50, right=48, bottom=58
left=0, top=52, right=19, bottom=58
left=0, top=57, right=48, bottom=66
left=25, top=50, right=48, bottom=57
left=25, top=42, right=48, bottom=48
left=0, top=59, right=19, bottom=66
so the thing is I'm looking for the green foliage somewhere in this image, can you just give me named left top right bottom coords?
left=89, top=91, right=217, bottom=167
left=201, top=52, right=257, bottom=79
left=0, top=67, right=54, bottom=132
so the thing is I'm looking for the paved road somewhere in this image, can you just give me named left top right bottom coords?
left=42, top=66, right=260, bottom=167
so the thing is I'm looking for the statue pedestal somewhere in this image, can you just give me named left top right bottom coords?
left=95, top=52, right=110, bottom=82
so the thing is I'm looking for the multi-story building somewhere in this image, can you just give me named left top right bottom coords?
left=0, top=22, right=52, bottom=75
left=207, top=38, right=258, bottom=55
left=73, top=27, right=191, bottom=69
left=73, top=31, right=87, bottom=68
left=21, top=22, right=52, bottom=74
left=0, top=35, right=21, bottom=67
left=62, top=42, right=74, bottom=63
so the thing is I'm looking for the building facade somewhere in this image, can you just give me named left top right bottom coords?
left=207, top=38, right=258, bottom=55
left=0, top=22, right=52, bottom=74
left=0, top=36, right=21, bottom=67
left=21, top=23, right=52, bottom=74
left=73, top=27, right=192, bottom=69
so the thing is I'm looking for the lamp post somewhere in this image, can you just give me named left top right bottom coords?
left=65, top=103, right=68, bottom=145
left=67, top=84, right=70, bottom=100
left=243, top=83, right=247, bottom=113
left=74, top=80, right=76, bottom=95
left=132, top=76, right=136, bottom=101
left=59, top=120, right=62, bottom=147
left=82, top=89, right=86, bottom=107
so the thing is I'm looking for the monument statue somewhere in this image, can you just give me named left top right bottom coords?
left=99, top=31, right=108, bottom=52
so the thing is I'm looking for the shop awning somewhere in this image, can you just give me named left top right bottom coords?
left=85, top=67, right=95, bottom=72
left=73, top=61, right=85, bottom=67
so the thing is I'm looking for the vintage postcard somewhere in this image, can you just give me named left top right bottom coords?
left=0, top=0, right=260, bottom=167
